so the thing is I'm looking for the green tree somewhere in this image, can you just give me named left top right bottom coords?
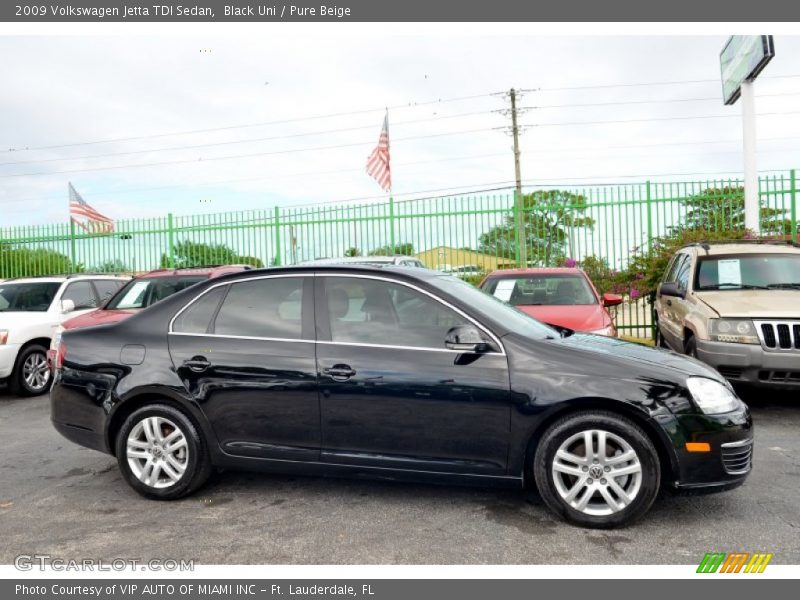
left=92, top=259, right=131, bottom=273
left=368, top=242, right=414, bottom=256
left=478, top=190, right=595, bottom=266
left=344, top=247, right=362, bottom=257
left=676, top=186, right=790, bottom=236
left=0, top=244, right=76, bottom=278
left=161, top=240, right=263, bottom=269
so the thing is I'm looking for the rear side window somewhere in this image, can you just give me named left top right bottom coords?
left=212, top=277, right=304, bottom=339
left=172, top=286, right=227, bottom=334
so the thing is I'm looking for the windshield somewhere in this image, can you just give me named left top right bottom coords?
left=0, top=282, right=61, bottom=312
left=105, top=276, right=206, bottom=310
left=481, top=274, right=597, bottom=306
left=695, top=254, right=800, bottom=290
left=428, top=275, right=557, bottom=340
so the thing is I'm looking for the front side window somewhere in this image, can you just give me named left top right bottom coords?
left=62, top=281, right=97, bottom=310
left=664, top=254, right=687, bottom=283
left=93, top=280, right=125, bottom=304
left=0, top=282, right=61, bottom=312
left=213, top=277, right=304, bottom=339
left=482, top=274, right=597, bottom=306
left=695, top=253, right=800, bottom=290
left=323, top=277, right=470, bottom=348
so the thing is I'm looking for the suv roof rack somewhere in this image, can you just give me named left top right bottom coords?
left=682, top=238, right=800, bottom=253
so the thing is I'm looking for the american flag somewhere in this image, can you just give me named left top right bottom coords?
left=69, top=182, right=114, bottom=234
left=366, top=112, right=391, bottom=191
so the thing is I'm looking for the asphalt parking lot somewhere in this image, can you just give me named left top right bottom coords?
left=1, top=386, right=798, bottom=565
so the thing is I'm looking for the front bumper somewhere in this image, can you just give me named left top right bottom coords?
left=670, top=403, right=753, bottom=492
left=695, top=338, right=800, bottom=388
left=0, top=344, right=22, bottom=379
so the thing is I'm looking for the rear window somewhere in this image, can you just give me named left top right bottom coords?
left=106, top=276, right=206, bottom=310
left=482, top=274, right=597, bottom=306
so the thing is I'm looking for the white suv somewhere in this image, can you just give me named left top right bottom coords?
left=0, top=275, right=128, bottom=396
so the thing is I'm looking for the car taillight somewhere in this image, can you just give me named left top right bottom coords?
left=55, top=342, right=67, bottom=370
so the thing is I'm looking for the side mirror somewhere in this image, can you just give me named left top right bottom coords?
left=445, top=325, right=488, bottom=353
left=60, top=299, right=75, bottom=314
left=658, top=282, right=685, bottom=299
left=602, top=293, right=623, bottom=307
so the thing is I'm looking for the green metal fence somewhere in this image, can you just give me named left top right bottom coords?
left=1, top=170, right=797, bottom=338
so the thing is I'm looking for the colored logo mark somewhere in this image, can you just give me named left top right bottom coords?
left=697, top=552, right=773, bottom=573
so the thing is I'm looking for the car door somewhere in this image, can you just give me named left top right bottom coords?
left=670, top=252, right=695, bottom=350
left=315, top=274, right=512, bottom=475
left=168, top=275, right=320, bottom=462
left=657, top=253, right=687, bottom=349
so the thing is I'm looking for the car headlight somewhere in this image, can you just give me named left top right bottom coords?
left=0, top=330, right=8, bottom=345
left=588, top=325, right=616, bottom=337
left=709, top=319, right=759, bottom=344
left=686, top=376, right=741, bottom=414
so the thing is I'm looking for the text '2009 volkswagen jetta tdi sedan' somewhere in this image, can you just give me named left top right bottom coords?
left=50, top=265, right=752, bottom=528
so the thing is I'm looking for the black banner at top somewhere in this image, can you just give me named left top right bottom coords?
left=3, top=0, right=800, bottom=22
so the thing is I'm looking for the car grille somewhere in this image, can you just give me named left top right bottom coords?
left=717, top=366, right=744, bottom=380
left=758, top=370, right=800, bottom=384
left=721, top=439, right=753, bottom=475
left=755, top=321, right=800, bottom=351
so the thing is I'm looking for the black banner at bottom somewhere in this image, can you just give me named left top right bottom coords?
left=2, top=579, right=794, bottom=600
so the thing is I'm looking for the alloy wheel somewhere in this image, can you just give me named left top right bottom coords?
left=126, top=416, right=189, bottom=489
left=23, top=351, right=50, bottom=392
left=551, top=429, right=642, bottom=516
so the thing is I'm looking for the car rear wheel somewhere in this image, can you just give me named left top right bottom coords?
left=10, top=344, right=51, bottom=396
left=115, top=404, right=211, bottom=500
left=533, top=411, right=660, bottom=528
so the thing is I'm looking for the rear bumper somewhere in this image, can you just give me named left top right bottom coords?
left=0, top=344, right=21, bottom=379
left=670, top=404, right=753, bottom=492
left=50, top=379, right=111, bottom=454
left=695, top=339, right=800, bottom=388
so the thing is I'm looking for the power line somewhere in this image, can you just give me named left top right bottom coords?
left=521, top=110, right=800, bottom=128
left=526, top=91, right=800, bottom=110
left=0, top=127, right=499, bottom=180
left=0, top=109, right=497, bottom=168
left=525, top=73, right=800, bottom=93
left=4, top=91, right=501, bottom=154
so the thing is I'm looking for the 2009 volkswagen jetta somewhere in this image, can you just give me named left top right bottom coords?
left=50, top=265, right=752, bottom=528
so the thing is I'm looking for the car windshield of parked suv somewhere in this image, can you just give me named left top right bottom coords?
left=0, top=281, right=61, bottom=312
left=482, top=274, right=597, bottom=306
left=695, top=254, right=800, bottom=290
left=429, top=275, right=557, bottom=339
left=105, top=276, right=206, bottom=310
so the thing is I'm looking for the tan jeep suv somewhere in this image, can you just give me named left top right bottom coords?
left=655, top=240, right=800, bottom=388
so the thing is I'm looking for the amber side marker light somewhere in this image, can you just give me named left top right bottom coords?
left=686, top=442, right=712, bottom=452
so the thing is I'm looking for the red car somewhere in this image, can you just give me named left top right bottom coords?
left=48, top=265, right=251, bottom=366
left=478, top=267, right=622, bottom=336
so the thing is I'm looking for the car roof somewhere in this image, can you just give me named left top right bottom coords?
left=484, top=267, right=586, bottom=277
left=686, top=241, right=800, bottom=256
left=0, top=274, right=127, bottom=284
left=302, top=256, right=418, bottom=265
left=196, top=263, right=447, bottom=285
left=138, top=265, right=251, bottom=278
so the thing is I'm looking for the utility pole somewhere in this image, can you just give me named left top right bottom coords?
left=509, top=88, right=526, bottom=267
left=740, top=80, right=760, bottom=235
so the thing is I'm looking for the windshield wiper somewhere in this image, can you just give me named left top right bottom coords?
left=766, top=282, right=800, bottom=290
left=697, top=283, right=770, bottom=290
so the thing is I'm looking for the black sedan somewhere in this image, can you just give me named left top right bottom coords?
left=50, top=265, right=753, bottom=528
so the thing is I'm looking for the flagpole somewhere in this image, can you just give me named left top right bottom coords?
left=68, top=182, right=77, bottom=271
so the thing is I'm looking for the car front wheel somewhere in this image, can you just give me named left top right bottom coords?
left=115, top=404, right=211, bottom=500
left=10, top=344, right=51, bottom=396
left=533, top=411, right=661, bottom=528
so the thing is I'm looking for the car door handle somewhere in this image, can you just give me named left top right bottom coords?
left=323, top=365, right=356, bottom=379
left=183, top=356, right=211, bottom=372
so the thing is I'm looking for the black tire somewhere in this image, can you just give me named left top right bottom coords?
left=115, top=403, right=212, bottom=500
left=10, top=344, right=51, bottom=397
left=684, top=334, right=697, bottom=358
left=533, top=410, right=661, bottom=529
left=655, top=323, right=669, bottom=349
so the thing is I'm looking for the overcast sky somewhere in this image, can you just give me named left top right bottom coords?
left=1, top=34, right=800, bottom=227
